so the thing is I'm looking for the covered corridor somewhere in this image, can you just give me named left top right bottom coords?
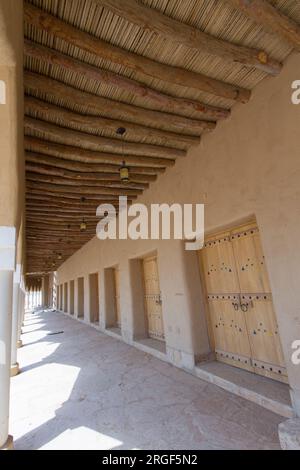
left=1, top=0, right=300, bottom=452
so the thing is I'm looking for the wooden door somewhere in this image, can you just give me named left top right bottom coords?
left=200, top=223, right=287, bottom=383
left=114, top=268, right=121, bottom=328
left=201, top=232, right=253, bottom=371
left=207, top=296, right=253, bottom=371
left=143, top=256, right=164, bottom=340
left=201, top=232, right=239, bottom=294
left=231, top=223, right=287, bottom=382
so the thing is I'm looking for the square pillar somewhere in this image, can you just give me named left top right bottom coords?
left=0, top=226, right=16, bottom=449
left=10, top=263, right=21, bottom=376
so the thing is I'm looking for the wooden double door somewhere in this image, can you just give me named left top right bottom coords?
left=200, top=222, right=287, bottom=383
left=143, top=256, right=165, bottom=341
left=114, top=267, right=121, bottom=328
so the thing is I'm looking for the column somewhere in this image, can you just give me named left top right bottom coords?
left=10, top=264, right=21, bottom=376
left=0, top=226, right=16, bottom=450
left=17, top=275, right=25, bottom=348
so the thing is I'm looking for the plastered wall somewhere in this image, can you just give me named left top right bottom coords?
left=57, top=53, right=300, bottom=414
left=0, top=0, right=24, bottom=228
left=0, top=0, right=25, bottom=268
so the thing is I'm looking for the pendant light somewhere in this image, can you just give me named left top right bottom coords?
left=79, top=197, right=87, bottom=231
left=120, top=161, right=129, bottom=182
left=80, top=218, right=87, bottom=231
left=116, top=127, right=130, bottom=183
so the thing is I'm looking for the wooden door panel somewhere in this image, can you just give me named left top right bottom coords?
left=242, top=296, right=286, bottom=368
left=143, top=257, right=164, bottom=340
left=208, top=297, right=252, bottom=358
left=231, top=224, right=271, bottom=294
left=201, top=232, right=240, bottom=294
left=114, top=268, right=121, bottom=328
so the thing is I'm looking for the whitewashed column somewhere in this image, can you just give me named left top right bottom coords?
left=10, top=264, right=21, bottom=376
left=0, top=227, right=16, bottom=449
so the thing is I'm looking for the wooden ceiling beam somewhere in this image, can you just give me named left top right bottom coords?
left=24, top=40, right=229, bottom=120
left=227, top=0, right=300, bottom=52
left=26, top=151, right=164, bottom=175
left=27, top=242, right=93, bottom=248
left=26, top=191, right=132, bottom=203
left=26, top=187, right=137, bottom=201
left=26, top=197, right=121, bottom=209
left=24, top=2, right=250, bottom=103
left=25, top=162, right=157, bottom=183
left=26, top=172, right=147, bottom=190
left=26, top=232, right=95, bottom=240
left=94, top=0, right=282, bottom=75
left=25, top=96, right=199, bottom=150
left=25, top=149, right=166, bottom=175
left=27, top=231, right=95, bottom=239
left=26, top=200, right=118, bottom=209
left=24, top=137, right=175, bottom=168
left=24, top=117, right=185, bottom=160
left=26, top=180, right=142, bottom=196
left=24, top=72, right=214, bottom=135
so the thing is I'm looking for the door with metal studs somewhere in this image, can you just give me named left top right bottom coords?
left=143, top=256, right=164, bottom=341
left=199, top=222, right=287, bottom=383
left=114, top=267, right=121, bottom=328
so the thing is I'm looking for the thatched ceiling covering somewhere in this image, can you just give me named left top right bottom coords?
left=24, top=0, right=300, bottom=274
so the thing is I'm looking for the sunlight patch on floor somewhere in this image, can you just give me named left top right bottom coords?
left=39, top=426, right=123, bottom=450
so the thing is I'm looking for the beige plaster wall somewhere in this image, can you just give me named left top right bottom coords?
left=0, top=0, right=24, bottom=260
left=57, top=53, right=300, bottom=413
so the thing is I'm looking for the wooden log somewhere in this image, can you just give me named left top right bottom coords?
left=227, top=0, right=300, bottom=52
left=25, top=137, right=174, bottom=168
left=24, top=116, right=185, bottom=159
left=94, top=0, right=282, bottom=75
left=27, top=217, right=99, bottom=224
left=24, top=72, right=215, bottom=135
left=24, top=2, right=251, bottom=102
left=26, top=205, right=113, bottom=214
left=26, top=151, right=164, bottom=175
left=26, top=187, right=137, bottom=201
left=26, top=180, right=142, bottom=196
left=26, top=172, right=148, bottom=190
left=27, top=230, right=95, bottom=237
left=26, top=191, right=130, bottom=204
left=27, top=210, right=99, bottom=219
left=25, top=96, right=200, bottom=149
left=26, top=162, right=157, bottom=183
left=27, top=229, right=95, bottom=235
left=24, top=40, right=229, bottom=120
left=26, top=198, right=121, bottom=210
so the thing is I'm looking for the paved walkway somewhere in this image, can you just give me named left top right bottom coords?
left=10, top=310, right=283, bottom=450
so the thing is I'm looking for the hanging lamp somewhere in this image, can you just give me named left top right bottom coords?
left=80, top=218, right=87, bottom=231
left=116, top=127, right=130, bottom=183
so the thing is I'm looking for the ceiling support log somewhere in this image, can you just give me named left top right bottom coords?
left=227, top=0, right=300, bottom=52
left=24, top=117, right=185, bottom=160
left=25, top=152, right=164, bottom=175
left=94, top=0, right=282, bottom=75
left=25, top=96, right=200, bottom=149
left=24, top=72, right=215, bottom=135
left=24, top=39, right=229, bottom=120
left=24, top=2, right=251, bottom=102
left=26, top=162, right=157, bottom=183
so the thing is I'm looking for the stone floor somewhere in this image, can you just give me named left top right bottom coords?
left=10, top=310, right=284, bottom=450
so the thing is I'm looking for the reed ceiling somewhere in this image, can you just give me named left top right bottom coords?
left=24, top=0, right=300, bottom=275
